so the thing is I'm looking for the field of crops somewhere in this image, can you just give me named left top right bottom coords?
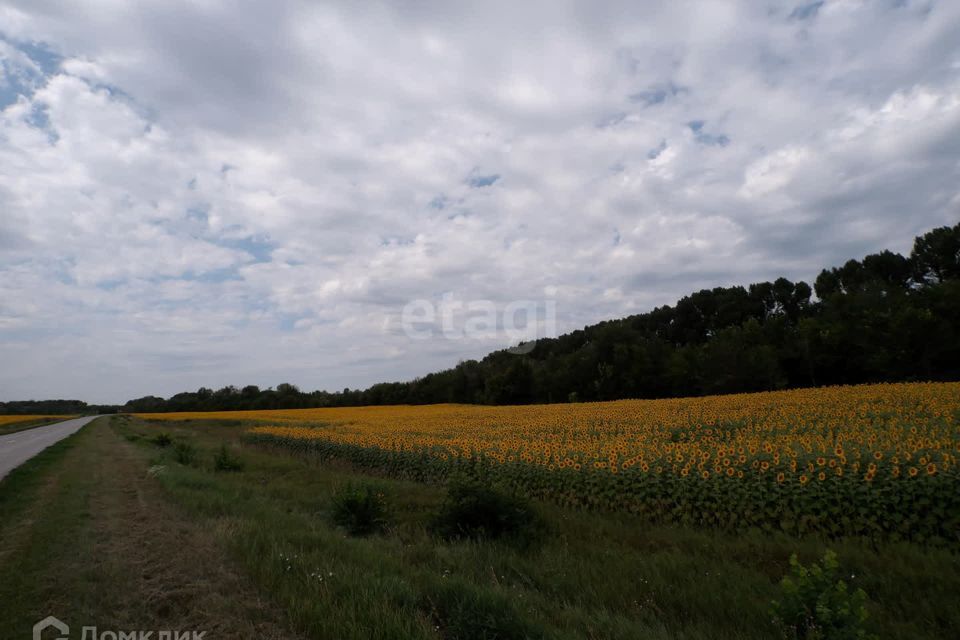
left=0, top=415, right=63, bottom=427
left=138, top=382, right=960, bottom=542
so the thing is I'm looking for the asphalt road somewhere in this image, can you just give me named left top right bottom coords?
left=0, top=416, right=99, bottom=480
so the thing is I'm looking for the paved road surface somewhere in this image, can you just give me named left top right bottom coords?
left=0, top=416, right=100, bottom=480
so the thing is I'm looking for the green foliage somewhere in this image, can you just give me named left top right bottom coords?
left=152, top=432, right=172, bottom=447
left=912, top=223, right=960, bottom=283
left=329, top=483, right=390, bottom=536
left=430, top=477, right=545, bottom=547
left=173, top=441, right=197, bottom=466
left=423, top=578, right=546, bottom=640
left=772, top=550, right=875, bottom=640
left=213, top=444, right=245, bottom=472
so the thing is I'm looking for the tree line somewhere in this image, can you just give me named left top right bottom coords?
left=120, top=221, right=960, bottom=412
left=0, top=399, right=117, bottom=415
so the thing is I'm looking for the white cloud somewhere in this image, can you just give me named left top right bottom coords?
left=740, top=146, right=812, bottom=199
left=1, top=0, right=959, bottom=402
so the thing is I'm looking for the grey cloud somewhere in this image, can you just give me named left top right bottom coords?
left=647, top=139, right=667, bottom=159
left=629, top=82, right=686, bottom=107
left=688, top=120, right=730, bottom=146
left=467, top=174, right=500, bottom=188
left=789, top=2, right=824, bottom=21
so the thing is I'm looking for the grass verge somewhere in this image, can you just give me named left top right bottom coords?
left=0, top=418, right=299, bottom=639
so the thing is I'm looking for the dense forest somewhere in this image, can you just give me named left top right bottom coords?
left=120, top=221, right=960, bottom=412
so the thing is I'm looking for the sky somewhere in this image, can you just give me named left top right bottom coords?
left=1, top=1, right=959, bottom=404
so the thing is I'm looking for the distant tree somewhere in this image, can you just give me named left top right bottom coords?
left=277, top=382, right=300, bottom=395
left=862, top=250, right=912, bottom=290
left=484, top=359, right=535, bottom=404
left=911, top=222, right=960, bottom=284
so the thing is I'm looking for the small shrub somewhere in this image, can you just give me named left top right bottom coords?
left=213, top=444, right=245, bottom=472
left=430, top=477, right=545, bottom=547
left=772, top=550, right=875, bottom=640
left=153, top=433, right=172, bottom=447
left=123, top=433, right=140, bottom=443
left=330, top=483, right=390, bottom=536
left=173, top=441, right=197, bottom=466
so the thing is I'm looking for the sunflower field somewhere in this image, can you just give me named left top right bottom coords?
left=138, top=382, right=960, bottom=542
left=0, top=415, right=64, bottom=427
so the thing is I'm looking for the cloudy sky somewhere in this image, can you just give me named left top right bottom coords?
left=1, top=1, right=958, bottom=404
